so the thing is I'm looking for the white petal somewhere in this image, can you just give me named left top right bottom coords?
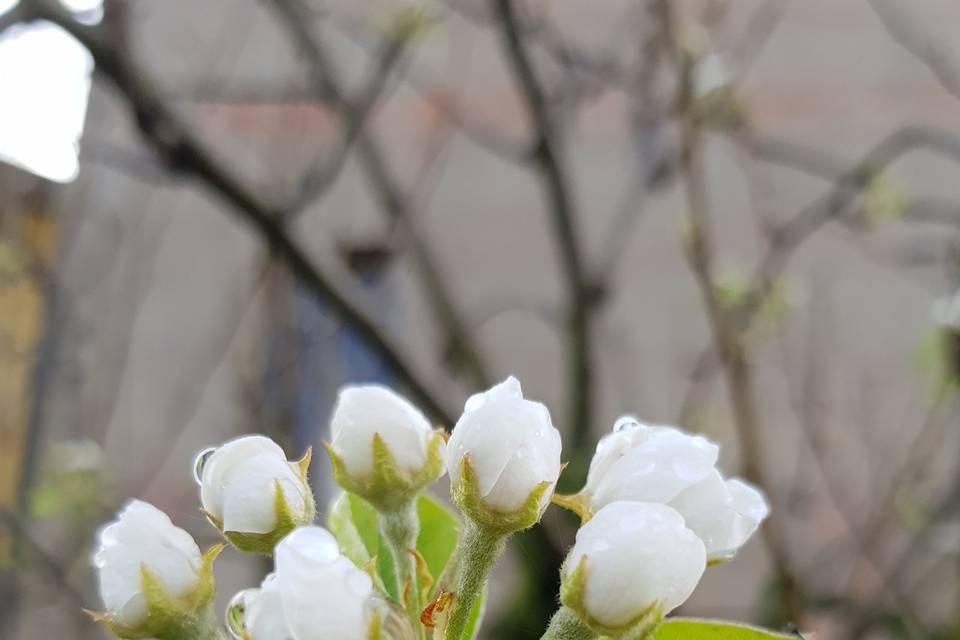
left=583, top=418, right=655, bottom=494
left=566, top=502, right=705, bottom=627
left=447, top=377, right=561, bottom=512
left=670, top=472, right=769, bottom=561
left=200, top=435, right=287, bottom=521
left=220, top=454, right=307, bottom=534
left=330, top=385, right=436, bottom=477
left=244, top=575, right=294, bottom=640
left=590, top=426, right=719, bottom=509
left=274, top=527, right=376, bottom=640
left=93, top=500, right=201, bottom=627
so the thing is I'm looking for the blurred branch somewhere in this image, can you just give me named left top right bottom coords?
left=492, top=0, right=596, bottom=451
left=679, top=124, right=960, bottom=423
left=12, top=0, right=456, bottom=425
left=327, top=13, right=533, bottom=164
left=267, top=0, right=493, bottom=390
left=0, top=510, right=92, bottom=611
left=867, top=0, right=960, bottom=102
left=676, top=69, right=806, bottom=631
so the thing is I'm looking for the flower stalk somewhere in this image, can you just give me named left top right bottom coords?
left=379, top=503, right=425, bottom=640
left=540, top=607, right=597, bottom=640
left=442, top=522, right=505, bottom=640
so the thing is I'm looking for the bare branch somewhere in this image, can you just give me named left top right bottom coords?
left=267, top=0, right=494, bottom=390
left=13, top=0, right=456, bottom=425
left=867, top=0, right=960, bottom=102
left=491, top=0, right=595, bottom=450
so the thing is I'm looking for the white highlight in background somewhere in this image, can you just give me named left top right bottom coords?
left=0, top=1, right=101, bottom=183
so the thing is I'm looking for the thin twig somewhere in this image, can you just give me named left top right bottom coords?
left=866, top=0, right=960, bottom=102
left=14, top=0, right=455, bottom=425
left=491, top=0, right=595, bottom=452
left=267, top=0, right=493, bottom=390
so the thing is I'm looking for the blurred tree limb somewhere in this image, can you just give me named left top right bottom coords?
left=5, top=0, right=457, bottom=426
left=491, top=0, right=597, bottom=455
left=265, top=0, right=493, bottom=391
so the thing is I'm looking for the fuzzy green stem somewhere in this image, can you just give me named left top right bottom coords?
left=162, top=605, right=224, bottom=640
left=443, top=523, right=506, bottom=640
left=540, top=606, right=598, bottom=640
left=379, top=503, right=425, bottom=640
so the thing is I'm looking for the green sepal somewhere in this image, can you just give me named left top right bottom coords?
left=560, top=555, right=665, bottom=640
left=367, top=609, right=384, bottom=640
left=213, top=476, right=315, bottom=555
left=325, top=430, right=446, bottom=512
left=451, top=455, right=550, bottom=536
left=87, top=544, right=224, bottom=640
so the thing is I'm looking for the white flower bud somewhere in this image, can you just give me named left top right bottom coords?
left=670, top=470, right=769, bottom=562
left=197, top=435, right=314, bottom=551
left=234, top=574, right=293, bottom=640
left=583, top=417, right=719, bottom=508
left=92, top=500, right=204, bottom=628
left=447, top=376, right=562, bottom=514
left=563, top=502, right=706, bottom=630
left=330, top=385, right=442, bottom=477
left=580, top=418, right=768, bottom=561
left=274, top=526, right=382, bottom=640
left=326, top=385, right=446, bottom=510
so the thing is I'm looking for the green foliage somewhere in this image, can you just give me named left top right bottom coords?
left=653, top=618, right=797, bottom=639
left=329, top=492, right=457, bottom=598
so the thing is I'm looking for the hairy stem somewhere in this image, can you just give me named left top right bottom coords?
left=540, top=607, right=597, bottom=640
left=379, top=504, right=425, bottom=640
left=443, top=523, right=506, bottom=640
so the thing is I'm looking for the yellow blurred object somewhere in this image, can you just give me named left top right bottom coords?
left=0, top=200, right=57, bottom=566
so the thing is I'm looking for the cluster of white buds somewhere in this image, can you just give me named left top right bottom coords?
left=551, top=416, right=769, bottom=638
left=88, top=375, right=769, bottom=640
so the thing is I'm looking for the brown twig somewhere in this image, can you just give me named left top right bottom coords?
left=13, top=0, right=456, bottom=426
left=267, top=0, right=493, bottom=390
left=491, top=0, right=595, bottom=452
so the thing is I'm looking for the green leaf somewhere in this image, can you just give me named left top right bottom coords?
left=414, top=492, right=459, bottom=581
left=654, top=618, right=797, bottom=639
left=327, top=492, right=460, bottom=598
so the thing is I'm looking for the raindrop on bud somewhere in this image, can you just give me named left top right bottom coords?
left=193, top=447, right=216, bottom=485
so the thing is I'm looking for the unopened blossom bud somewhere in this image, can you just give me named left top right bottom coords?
left=327, top=385, right=445, bottom=510
left=582, top=417, right=719, bottom=509
left=561, top=502, right=706, bottom=634
left=91, top=500, right=222, bottom=639
left=227, top=574, right=293, bottom=640
left=274, top=526, right=383, bottom=640
left=447, top=376, right=562, bottom=531
left=197, top=435, right=314, bottom=554
left=576, top=417, right=767, bottom=561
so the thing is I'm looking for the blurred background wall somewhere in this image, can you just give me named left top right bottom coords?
left=3, top=0, right=960, bottom=638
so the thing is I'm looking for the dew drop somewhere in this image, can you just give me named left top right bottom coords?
left=193, top=447, right=217, bottom=485
left=613, top=416, right=639, bottom=433
left=225, top=589, right=251, bottom=640
left=92, top=548, right=107, bottom=568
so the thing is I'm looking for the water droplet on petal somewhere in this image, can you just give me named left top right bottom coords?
left=225, top=589, right=251, bottom=640
left=613, top=416, right=639, bottom=433
left=193, top=447, right=217, bottom=485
